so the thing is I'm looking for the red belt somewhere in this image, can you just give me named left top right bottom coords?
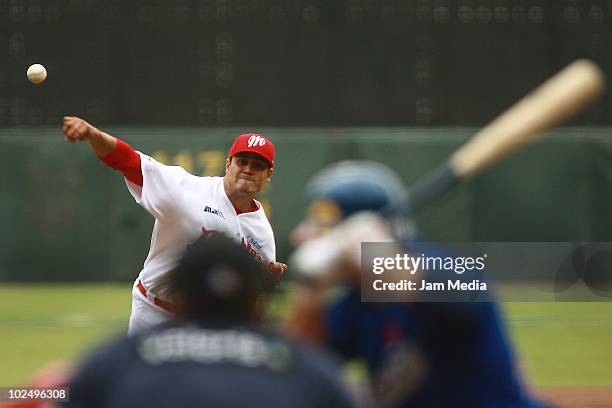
left=137, top=279, right=177, bottom=314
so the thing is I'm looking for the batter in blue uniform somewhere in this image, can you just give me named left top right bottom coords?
left=287, top=161, right=548, bottom=408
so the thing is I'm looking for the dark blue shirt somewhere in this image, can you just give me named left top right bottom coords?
left=67, top=321, right=355, bottom=408
left=326, top=241, right=547, bottom=408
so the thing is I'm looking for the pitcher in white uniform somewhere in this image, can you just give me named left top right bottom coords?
left=62, top=116, right=287, bottom=334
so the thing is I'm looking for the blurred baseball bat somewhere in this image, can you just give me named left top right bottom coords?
left=407, top=59, right=605, bottom=214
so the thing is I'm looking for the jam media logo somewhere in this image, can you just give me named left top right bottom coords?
left=203, top=205, right=225, bottom=219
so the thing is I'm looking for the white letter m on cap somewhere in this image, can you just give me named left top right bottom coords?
left=248, top=134, right=266, bottom=147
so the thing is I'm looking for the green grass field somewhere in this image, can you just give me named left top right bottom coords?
left=1, top=283, right=611, bottom=387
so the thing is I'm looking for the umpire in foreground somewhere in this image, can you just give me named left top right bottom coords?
left=67, top=236, right=354, bottom=408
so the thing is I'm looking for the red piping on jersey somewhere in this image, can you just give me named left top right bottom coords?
left=98, top=139, right=143, bottom=186
left=235, top=200, right=260, bottom=214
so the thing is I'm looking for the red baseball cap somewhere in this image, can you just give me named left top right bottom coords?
left=228, top=133, right=275, bottom=167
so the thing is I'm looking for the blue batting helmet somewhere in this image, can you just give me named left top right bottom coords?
left=305, top=161, right=409, bottom=219
left=304, top=161, right=416, bottom=243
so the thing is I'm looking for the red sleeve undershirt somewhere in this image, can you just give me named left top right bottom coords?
left=98, top=139, right=143, bottom=187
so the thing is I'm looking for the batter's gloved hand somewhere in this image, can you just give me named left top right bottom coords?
left=289, top=211, right=396, bottom=283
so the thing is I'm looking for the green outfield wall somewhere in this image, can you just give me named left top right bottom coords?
left=1, top=127, right=611, bottom=281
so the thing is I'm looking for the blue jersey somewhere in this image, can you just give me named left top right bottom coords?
left=326, top=242, right=547, bottom=408
left=67, top=321, right=355, bottom=408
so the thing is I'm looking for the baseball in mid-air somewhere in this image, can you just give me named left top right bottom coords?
left=27, top=64, right=47, bottom=84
